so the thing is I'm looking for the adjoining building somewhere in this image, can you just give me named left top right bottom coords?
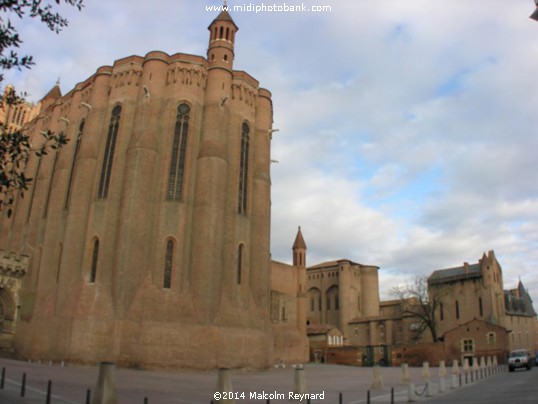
left=0, top=85, right=40, bottom=133
left=306, top=247, right=537, bottom=366
left=429, top=251, right=538, bottom=357
left=0, top=9, right=308, bottom=369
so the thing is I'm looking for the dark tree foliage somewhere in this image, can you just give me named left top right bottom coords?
left=0, top=0, right=84, bottom=82
left=0, top=0, right=84, bottom=216
left=0, top=101, right=68, bottom=217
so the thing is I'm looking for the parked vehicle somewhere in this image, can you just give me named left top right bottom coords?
left=508, top=349, right=532, bottom=372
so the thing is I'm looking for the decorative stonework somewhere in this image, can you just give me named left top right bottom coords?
left=0, top=250, right=28, bottom=351
left=166, top=66, right=207, bottom=88
left=112, top=68, right=143, bottom=88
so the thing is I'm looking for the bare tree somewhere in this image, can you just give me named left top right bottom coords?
left=392, top=276, right=447, bottom=342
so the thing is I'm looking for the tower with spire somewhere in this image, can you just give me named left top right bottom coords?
left=293, top=226, right=308, bottom=335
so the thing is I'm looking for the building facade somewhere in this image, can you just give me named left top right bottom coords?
left=0, top=85, right=40, bottom=133
left=0, top=10, right=310, bottom=369
left=305, top=244, right=537, bottom=366
left=429, top=250, right=538, bottom=354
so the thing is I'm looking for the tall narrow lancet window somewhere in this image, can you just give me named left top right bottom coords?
left=56, top=243, right=63, bottom=283
left=237, top=122, right=250, bottom=215
left=90, top=239, right=99, bottom=283
left=43, top=149, right=60, bottom=217
left=98, top=105, right=122, bottom=199
left=237, top=244, right=244, bottom=285
left=167, top=103, right=190, bottom=200
left=65, top=119, right=85, bottom=208
left=163, top=240, right=174, bottom=289
left=26, top=149, right=43, bottom=222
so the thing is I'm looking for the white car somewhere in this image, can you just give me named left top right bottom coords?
left=508, top=349, right=532, bottom=372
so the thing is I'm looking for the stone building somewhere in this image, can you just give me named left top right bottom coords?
left=306, top=259, right=380, bottom=339
left=0, top=9, right=308, bottom=369
left=442, top=318, right=509, bottom=366
left=305, top=244, right=537, bottom=366
left=269, top=228, right=309, bottom=364
left=0, top=85, right=40, bottom=133
left=429, top=250, right=538, bottom=353
left=307, top=324, right=344, bottom=363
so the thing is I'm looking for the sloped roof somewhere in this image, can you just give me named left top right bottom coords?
left=208, top=9, right=238, bottom=30
left=42, top=83, right=62, bottom=102
left=308, top=259, right=367, bottom=270
left=307, top=324, right=342, bottom=336
left=504, top=281, right=537, bottom=317
left=429, top=263, right=481, bottom=284
left=293, top=226, right=307, bottom=250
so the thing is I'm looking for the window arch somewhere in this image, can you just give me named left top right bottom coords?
left=163, top=239, right=174, bottom=288
left=308, top=287, right=322, bottom=312
left=326, top=286, right=339, bottom=311
left=167, top=103, right=190, bottom=200
left=98, top=105, right=122, bottom=199
left=90, top=238, right=99, bottom=283
left=65, top=119, right=85, bottom=208
left=237, top=122, right=250, bottom=215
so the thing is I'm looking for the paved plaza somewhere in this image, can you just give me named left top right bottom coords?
left=0, top=357, right=502, bottom=403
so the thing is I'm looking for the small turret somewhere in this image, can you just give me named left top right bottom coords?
left=292, top=226, right=307, bottom=267
left=207, top=3, right=238, bottom=70
left=293, top=226, right=308, bottom=336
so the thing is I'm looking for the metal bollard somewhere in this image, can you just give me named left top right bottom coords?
left=86, top=389, right=91, bottom=404
left=339, top=392, right=343, bottom=404
left=391, top=387, right=394, bottom=404
left=367, top=390, right=370, bottom=404
left=46, top=380, right=52, bottom=404
left=144, top=397, right=148, bottom=404
left=21, top=373, right=26, bottom=397
left=0, top=367, right=5, bottom=389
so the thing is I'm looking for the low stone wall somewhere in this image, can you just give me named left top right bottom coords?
left=391, top=343, right=445, bottom=367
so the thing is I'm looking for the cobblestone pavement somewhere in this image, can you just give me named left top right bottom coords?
left=0, top=358, right=504, bottom=403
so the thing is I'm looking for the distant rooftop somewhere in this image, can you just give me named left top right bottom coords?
left=428, top=263, right=481, bottom=284
left=505, top=281, right=537, bottom=317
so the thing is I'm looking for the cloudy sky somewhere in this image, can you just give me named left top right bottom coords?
left=4, top=0, right=538, bottom=302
